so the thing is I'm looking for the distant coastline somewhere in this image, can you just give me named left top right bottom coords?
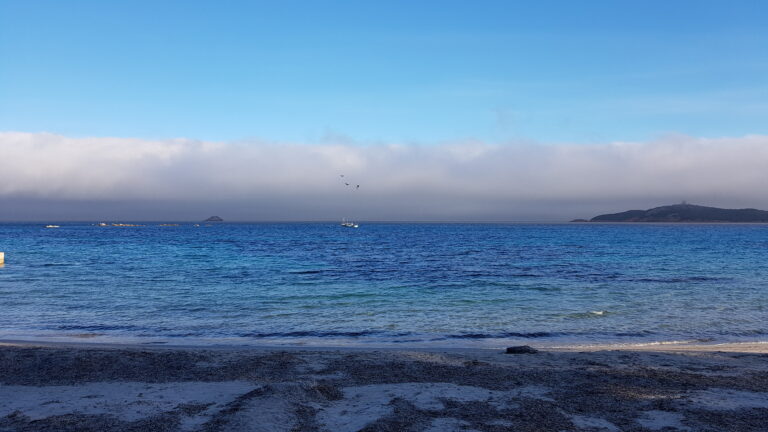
left=578, top=203, right=768, bottom=223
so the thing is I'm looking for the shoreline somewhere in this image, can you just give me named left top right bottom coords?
left=3, top=340, right=768, bottom=431
left=2, top=337, right=768, bottom=354
left=2, top=340, right=768, bottom=431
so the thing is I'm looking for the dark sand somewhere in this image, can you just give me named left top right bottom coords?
left=1, top=341, right=767, bottom=431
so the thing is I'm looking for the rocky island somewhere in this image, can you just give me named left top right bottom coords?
left=204, top=216, right=223, bottom=222
left=586, top=203, right=768, bottom=222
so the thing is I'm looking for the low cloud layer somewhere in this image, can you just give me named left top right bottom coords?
left=2, top=132, right=767, bottom=221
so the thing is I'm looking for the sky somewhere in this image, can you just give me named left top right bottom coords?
left=1, top=0, right=767, bottom=221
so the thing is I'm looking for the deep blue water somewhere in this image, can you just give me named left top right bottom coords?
left=1, top=223, right=767, bottom=347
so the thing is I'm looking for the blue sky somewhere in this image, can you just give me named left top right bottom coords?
left=2, top=0, right=767, bottom=144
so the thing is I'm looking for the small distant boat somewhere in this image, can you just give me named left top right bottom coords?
left=45, top=225, right=60, bottom=228
left=340, top=218, right=359, bottom=228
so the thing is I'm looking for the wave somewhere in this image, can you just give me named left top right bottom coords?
left=447, top=331, right=556, bottom=339
left=53, top=324, right=146, bottom=331
left=630, top=276, right=727, bottom=283
left=239, top=330, right=397, bottom=338
left=564, top=310, right=610, bottom=319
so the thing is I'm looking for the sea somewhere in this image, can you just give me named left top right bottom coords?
left=1, top=222, right=767, bottom=348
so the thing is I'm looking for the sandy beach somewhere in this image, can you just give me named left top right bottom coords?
left=1, top=341, right=766, bottom=431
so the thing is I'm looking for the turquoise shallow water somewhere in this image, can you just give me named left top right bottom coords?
left=0, top=223, right=766, bottom=346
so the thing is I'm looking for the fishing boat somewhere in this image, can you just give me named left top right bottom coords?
left=340, top=218, right=359, bottom=228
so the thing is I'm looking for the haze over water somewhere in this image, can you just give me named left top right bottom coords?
left=1, top=222, right=766, bottom=347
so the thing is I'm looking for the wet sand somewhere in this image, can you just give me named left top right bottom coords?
left=1, top=341, right=767, bottom=431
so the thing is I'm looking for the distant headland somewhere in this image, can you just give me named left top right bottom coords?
left=577, top=203, right=768, bottom=222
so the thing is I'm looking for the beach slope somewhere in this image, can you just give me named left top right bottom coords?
left=1, top=342, right=767, bottom=431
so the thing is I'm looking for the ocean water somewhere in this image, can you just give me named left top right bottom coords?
left=0, top=222, right=767, bottom=347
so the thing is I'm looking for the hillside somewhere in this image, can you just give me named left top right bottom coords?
left=589, top=204, right=768, bottom=222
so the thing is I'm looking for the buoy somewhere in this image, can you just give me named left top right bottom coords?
left=0, top=252, right=4, bottom=265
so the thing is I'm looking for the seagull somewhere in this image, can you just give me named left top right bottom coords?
left=356, top=185, right=360, bottom=189
left=345, top=182, right=350, bottom=186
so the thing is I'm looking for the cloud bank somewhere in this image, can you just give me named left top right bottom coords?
left=1, top=132, right=768, bottom=221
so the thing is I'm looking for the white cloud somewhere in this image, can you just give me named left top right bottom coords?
left=1, top=131, right=767, bottom=220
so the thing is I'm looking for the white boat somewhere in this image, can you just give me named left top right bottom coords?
left=340, top=218, right=359, bottom=228
left=45, top=225, right=60, bottom=228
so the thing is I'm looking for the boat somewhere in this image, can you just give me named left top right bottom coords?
left=45, top=225, right=60, bottom=228
left=340, top=218, right=359, bottom=228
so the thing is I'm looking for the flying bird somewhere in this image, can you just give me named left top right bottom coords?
left=339, top=174, right=360, bottom=190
